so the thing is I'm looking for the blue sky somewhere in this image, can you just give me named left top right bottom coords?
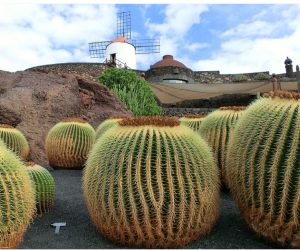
left=0, top=4, right=300, bottom=73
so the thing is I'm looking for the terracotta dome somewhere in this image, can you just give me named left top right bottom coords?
left=151, top=55, right=187, bottom=69
left=112, top=36, right=129, bottom=43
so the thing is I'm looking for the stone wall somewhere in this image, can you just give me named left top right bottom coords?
left=27, top=63, right=295, bottom=85
left=163, top=107, right=216, bottom=116
left=27, top=63, right=110, bottom=82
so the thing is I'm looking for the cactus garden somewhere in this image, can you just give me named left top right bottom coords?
left=0, top=88, right=299, bottom=248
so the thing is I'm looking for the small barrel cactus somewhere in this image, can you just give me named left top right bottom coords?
left=95, top=116, right=128, bottom=140
left=226, top=91, right=300, bottom=247
left=179, top=114, right=206, bottom=133
left=0, top=140, right=35, bottom=248
left=45, top=118, right=95, bottom=169
left=199, top=106, right=245, bottom=185
left=0, top=124, right=30, bottom=159
left=25, top=162, right=55, bottom=215
left=83, top=116, right=219, bottom=248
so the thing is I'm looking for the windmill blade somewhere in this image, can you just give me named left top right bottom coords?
left=132, top=39, right=160, bottom=54
left=117, top=11, right=131, bottom=40
left=88, top=41, right=111, bottom=58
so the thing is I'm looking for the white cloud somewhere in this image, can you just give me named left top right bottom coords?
left=192, top=5, right=300, bottom=74
left=0, top=4, right=117, bottom=72
left=136, top=4, right=208, bottom=70
left=220, top=21, right=276, bottom=38
left=184, top=42, right=210, bottom=52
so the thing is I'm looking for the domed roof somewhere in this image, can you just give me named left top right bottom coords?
left=112, top=36, right=129, bottom=43
left=151, top=55, right=187, bottom=69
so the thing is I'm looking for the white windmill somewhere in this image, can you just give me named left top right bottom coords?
left=88, top=12, right=160, bottom=70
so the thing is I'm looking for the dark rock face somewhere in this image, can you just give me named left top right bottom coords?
left=0, top=70, right=130, bottom=165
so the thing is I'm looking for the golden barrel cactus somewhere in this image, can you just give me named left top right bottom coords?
left=45, top=118, right=95, bottom=169
left=199, top=106, right=245, bottom=185
left=95, top=117, right=127, bottom=140
left=179, top=114, right=206, bottom=133
left=83, top=116, right=219, bottom=248
left=0, top=141, right=35, bottom=248
left=0, top=124, right=30, bottom=159
left=26, top=162, right=55, bottom=215
left=226, top=91, right=300, bottom=247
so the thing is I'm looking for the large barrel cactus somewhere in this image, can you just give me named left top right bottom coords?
left=45, top=118, right=95, bottom=169
left=226, top=91, right=300, bottom=247
left=179, top=114, right=206, bottom=133
left=95, top=117, right=126, bottom=140
left=199, top=106, right=245, bottom=185
left=0, top=124, right=30, bottom=159
left=0, top=140, right=35, bottom=248
left=26, top=162, right=55, bottom=215
left=83, top=116, right=219, bottom=248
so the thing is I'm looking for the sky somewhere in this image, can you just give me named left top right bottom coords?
left=0, top=3, right=300, bottom=74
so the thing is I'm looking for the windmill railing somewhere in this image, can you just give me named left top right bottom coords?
left=104, top=58, right=131, bottom=70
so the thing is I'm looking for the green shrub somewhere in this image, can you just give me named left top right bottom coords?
left=232, top=74, right=248, bottom=82
left=254, top=72, right=270, bottom=81
left=98, top=68, right=162, bottom=116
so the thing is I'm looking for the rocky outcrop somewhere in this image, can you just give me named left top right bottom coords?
left=0, top=70, right=130, bottom=165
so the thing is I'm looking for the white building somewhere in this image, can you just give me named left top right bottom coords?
left=105, top=36, right=137, bottom=69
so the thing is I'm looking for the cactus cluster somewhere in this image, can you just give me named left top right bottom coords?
left=95, top=117, right=127, bottom=140
left=199, top=106, right=245, bottom=185
left=179, top=114, right=206, bottom=133
left=45, top=118, right=95, bottom=169
left=0, top=124, right=30, bottom=159
left=226, top=91, right=300, bottom=247
left=26, top=162, right=55, bottom=215
left=83, top=116, right=219, bottom=248
left=0, top=140, right=35, bottom=248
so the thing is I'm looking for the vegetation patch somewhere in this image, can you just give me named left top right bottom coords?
left=98, top=68, right=162, bottom=116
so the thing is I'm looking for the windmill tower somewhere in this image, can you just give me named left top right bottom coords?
left=88, top=12, right=160, bottom=69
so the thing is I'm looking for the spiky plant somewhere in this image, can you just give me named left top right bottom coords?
left=0, top=124, right=30, bottom=159
left=0, top=140, right=35, bottom=248
left=45, top=118, right=95, bottom=169
left=25, top=162, right=55, bottom=215
left=83, top=116, right=220, bottom=248
left=226, top=91, right=300, bottom=247
left=95, top=116, right=129, bottom=140
left=198, top=106, right=245, bottom=186
left=179, top=114, right=207, bottom=133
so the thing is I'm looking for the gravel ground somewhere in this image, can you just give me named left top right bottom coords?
left=20, top=168, right=275, bottom=249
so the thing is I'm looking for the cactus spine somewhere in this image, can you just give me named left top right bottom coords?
left=179, top=114, right=206, bottom=133
left=83, top=116, right=219, bottom=248
left=199, top=106, right=245, bottom=185
left=95, top=117, right=124, bottom=140
left=26, top=162, right=55, bottom=215
left=226, top=91, right=300, bottom=247
left=0, top=124, right=30, bottom=159
left=45, top=118, right=95, bottom=169
left=0, top=140, right=35, bottom=248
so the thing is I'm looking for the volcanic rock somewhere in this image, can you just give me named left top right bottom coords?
left=0, top=70, right=130, bottom=165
